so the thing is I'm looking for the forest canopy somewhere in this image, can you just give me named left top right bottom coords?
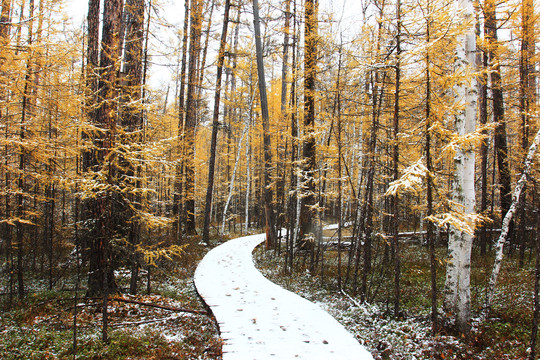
left=0, top=0, right=539, bottom=358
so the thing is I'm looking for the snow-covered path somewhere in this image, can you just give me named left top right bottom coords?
left=194, top=233, right=373, bottom=360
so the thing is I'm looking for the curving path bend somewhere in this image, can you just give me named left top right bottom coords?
left=194, top=233, right=373, bottom=360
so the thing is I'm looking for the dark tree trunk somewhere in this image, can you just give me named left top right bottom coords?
left=1, top=0, right=13, bottom=307
left=16, top=0, right=36, bottom=299
left=425, top=5, right=437, bottom=331
left=485, top=0, right=512, bottom=229
left=173, top=0, right=190, bottom=243
left=518, top=0, right=535, bottom=267
left=87, top=0, right=124, bottom=297
left=202, top=0, right=231, bottom=244
left=253, top=0, right=276, bottom=249
left=183, top=0, right=203, bottom=235
left=478, top=36, right=489, bottom=256
left=299, top=0, right=317, bottom=250
left=391, top=0, right=402, bottom=318
left=122, top=0, right=145, bottom=295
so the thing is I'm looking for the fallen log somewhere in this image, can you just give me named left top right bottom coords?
left=111, top=296, right=208, bottom=316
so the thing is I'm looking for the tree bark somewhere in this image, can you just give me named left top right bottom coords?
left=391, top=0, right=402, bottom=318
left=444, top=0, right=476, bottom=334
left=202, top=0, right=231, bottom=244
left=425, top=1, right=438, bottom=332
left=298, top=0, right=317, bottom=250
left=252, top=0, right=276, bottom=249
left=485, top=0, right=511, bottom=228
left=122, top=0, right=145, bottom=295
left=483, top=128, right=540, bottom=320
left=530, top=187, right=539, bottom=360
left=183, top=0, right=203, bottom=235
left=87, top=0, right=124, bottom=297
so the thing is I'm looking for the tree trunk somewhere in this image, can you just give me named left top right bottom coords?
left=391, top=0, right=402, bottom=318
left=485, top=0, right=512, bottom=230
left=173, top=0, right=190, bottom=242
left=444, top=0, right=476, bottom=334
left=252, top=0, right=276, bottom=249
left=483, top=128, right=540, bottom=319
left=425, top=2, right=437, bottom=332
left=518, top=0, right=535, bottom=267
left=183, top=0, right=202, bottom=235
left=298, top=0, right=317, bottom=250
left=202, top=0, right=231, bottom=244
left=87, top=0, right=124, bottom=297
left=1, top=0, right=13, bottom=307
left=122, top=0, right=145, bottom=295
left=336, top=45, right=343, bottom=290
left=530, top=187, right=539, bottom=360
left=16, top=0, right=37, bottom=299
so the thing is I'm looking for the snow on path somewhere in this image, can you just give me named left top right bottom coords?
left=194, top=233, right=373, bottom=360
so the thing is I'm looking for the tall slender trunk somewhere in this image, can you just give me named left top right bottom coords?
left=202, top=0, right=231, bottom=244
left=483, top=128, right=540, bottom=319
left=336, top=44, right=343, bottom=290
left=298, top=0, right=317, bottom=250
left=530, top=187, right=540, bottom=360
left=425, top=2, right=437, bottom=332
left=184, top=0, right=203, bottom=235
left=485, top=0, right=511, bottom=228
left=253, top=0, right=276, bottom=249
left=17, top=0, right=36, bottom=299
left=173, top=0, right=190, bottom=242
left=391, top=0, right=402, bottom=317
left=478, top=19, right=489, bottom=255
left=286, top=1, right=299, bottom=271
left=1, top=0, right=13, bottom=307
left=518, top=0, right=535, bottom=266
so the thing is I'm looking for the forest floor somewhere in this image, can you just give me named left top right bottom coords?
left=0, top=231, right=535, bottom=359
left=0, top=237, right=222, bottom=360
left=254, top=236, right=536, bottom=360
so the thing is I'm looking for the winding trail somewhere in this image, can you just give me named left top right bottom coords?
left=194, top=233, right=373, bottom=360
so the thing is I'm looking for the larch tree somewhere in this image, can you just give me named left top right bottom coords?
left=391, top=0, right=402, bottom=318
left=253, top=0, right=276, bottom=249
left=182, top=0, right=202, bottom=236
left=299, top=0, right=318, bottom=250
left=173, top=0, right=190, bottom=243
left=121, top=0, right=145, bottom=295
left=86, top=0, right=124, bottom=298
left=484, top=0, right=511, bottom=230
left=202, top=0, right=231, bottom=244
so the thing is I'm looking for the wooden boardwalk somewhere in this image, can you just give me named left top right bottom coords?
left=194, top=233, right=373, bottom=360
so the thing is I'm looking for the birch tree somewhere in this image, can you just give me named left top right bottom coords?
left=483, top=128, right=540, bottom=320
left=443, top=0, right=477, bottom=334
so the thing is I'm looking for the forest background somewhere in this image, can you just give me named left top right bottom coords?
left=0, top=0, right=539, bottom=358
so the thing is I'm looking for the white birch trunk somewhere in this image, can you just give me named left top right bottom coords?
left=244, top=130, right=251, bottom=233
left=221, top=123, right=249, bottom=237
left=482, top=128, right=540, bottom=319
left=444, top=0, right=477, bottom=333
left=293, top=115, right=302, bottom=252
